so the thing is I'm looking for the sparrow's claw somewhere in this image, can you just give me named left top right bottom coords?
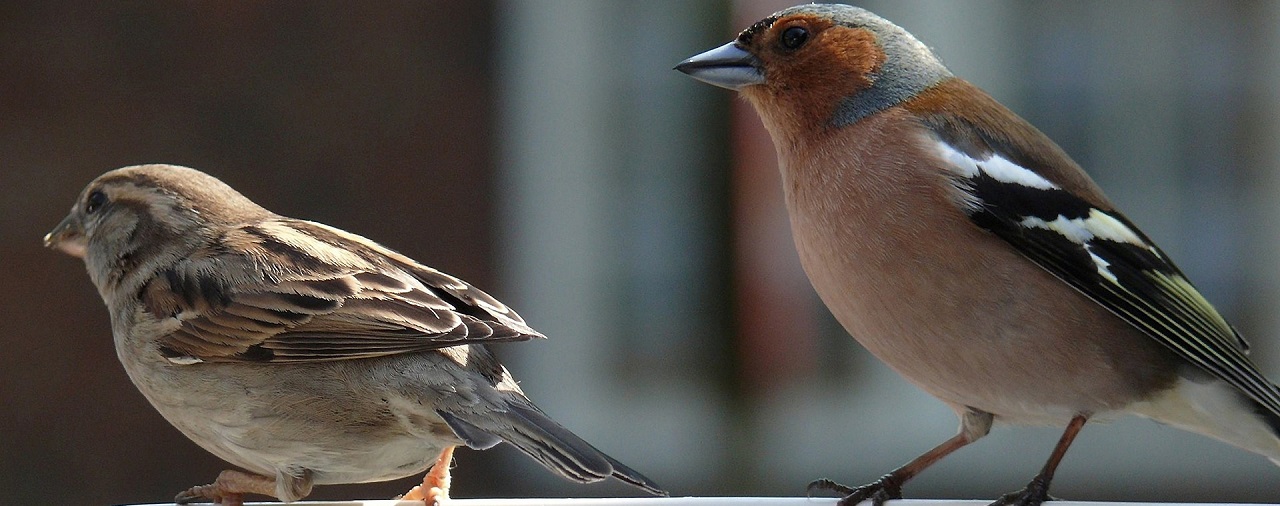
left=174, top=469, right=278, bottom=506
left=174, top=483, right=231, bottom=505
left=401, top=446, right=455, bottom=506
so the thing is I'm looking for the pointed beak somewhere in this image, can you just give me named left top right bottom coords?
left=674, top=42, right=764, bottom=91
left=45, top=213, right=87, bottom=258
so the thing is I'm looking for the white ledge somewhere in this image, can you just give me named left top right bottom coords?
left=128, top=499, right=1279, bottom=506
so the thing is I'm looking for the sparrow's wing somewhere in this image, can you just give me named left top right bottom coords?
left=926, top=123, right=1280, bottom=417
left=146, top=219, right=541, bottom=364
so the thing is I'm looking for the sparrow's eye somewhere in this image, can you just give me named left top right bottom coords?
left=85, top=190, right=107, bottom=214
left=781, top=26, right=809, bottom=50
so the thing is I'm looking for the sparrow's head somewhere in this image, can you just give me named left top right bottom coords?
left=676, top=4, right=951, bottom=137
left=45, top=164, right=268, bottom=290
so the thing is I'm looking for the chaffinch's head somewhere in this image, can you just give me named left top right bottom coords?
left=677, top=4, right=951, bottom=140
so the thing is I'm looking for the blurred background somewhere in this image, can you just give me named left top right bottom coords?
left=4, top=0, right=1280, bottom=504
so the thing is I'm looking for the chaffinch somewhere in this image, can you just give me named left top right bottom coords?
left=676, top=4, right=1280, bottom=506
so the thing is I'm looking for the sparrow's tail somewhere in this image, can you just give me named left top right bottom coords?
left=437, top=396, right=667, bottom=496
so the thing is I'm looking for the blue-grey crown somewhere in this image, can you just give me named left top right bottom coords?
left=774, top=3, right=953, bottom=126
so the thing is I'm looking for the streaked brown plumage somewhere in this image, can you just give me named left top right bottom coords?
left=45, top=164, right=664, bottom=505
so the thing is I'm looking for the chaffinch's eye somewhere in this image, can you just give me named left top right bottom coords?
left=85, top=190, right=107, bottom=214
left=781, top=26, right=809, bottom=50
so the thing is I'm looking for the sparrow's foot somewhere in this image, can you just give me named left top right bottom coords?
left=401, top=485, right=448, bottom=506
left=807, top=474, right=904, bottom=506
left=402, top=446, right=455, bottom=505
left=175, top=469, right=277, bottom=506
left=990, top=474, right=1057, bottom=506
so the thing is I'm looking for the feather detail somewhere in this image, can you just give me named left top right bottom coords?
left=151, top=216, right=542, bottom=364
left=930, top=133, right=1279, bottom=417
left=437, top=394, right=667, bottom=496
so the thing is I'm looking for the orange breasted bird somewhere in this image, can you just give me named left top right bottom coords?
left=676, top=4, right=1280, bottom=506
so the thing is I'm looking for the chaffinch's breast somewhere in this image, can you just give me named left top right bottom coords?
left=781, top=107, right=1178, bottom=421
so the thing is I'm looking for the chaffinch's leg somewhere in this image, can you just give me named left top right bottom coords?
left=991, top=415, right=1088, bottom=506
left=809, top=410, right=993, bottom=506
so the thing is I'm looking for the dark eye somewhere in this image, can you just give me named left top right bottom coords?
left=781, top=26, right=809, bottom=50
left=85, top=190, right=107, bottom=214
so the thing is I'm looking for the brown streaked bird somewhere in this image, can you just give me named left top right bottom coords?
left=44, top=164, right=665, bottom=506
left=677, top=3, right=1280, bottom=506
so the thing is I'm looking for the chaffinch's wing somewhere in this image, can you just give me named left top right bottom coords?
left=905, top=79, right=1280, bottom=417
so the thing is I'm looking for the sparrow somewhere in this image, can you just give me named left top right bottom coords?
left=676, top=3, right=1280, bottom=506
left=44, top=164, right=665, bottom=506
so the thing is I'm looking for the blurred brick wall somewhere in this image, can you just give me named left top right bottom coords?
left=0, top=2, right=501, bottom=503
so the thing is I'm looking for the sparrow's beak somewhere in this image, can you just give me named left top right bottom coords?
left=674, top=42, right=764, bottom=91
left=45, top=213, right=87, bottom=258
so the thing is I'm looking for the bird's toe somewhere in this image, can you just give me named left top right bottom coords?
left=808, top=475, right=904, bottom=506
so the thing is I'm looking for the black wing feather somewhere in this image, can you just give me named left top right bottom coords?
left=942, top=139, right=1280, bottom=417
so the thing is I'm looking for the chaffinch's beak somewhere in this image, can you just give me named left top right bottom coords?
left=45, top=213, right=87, bottom=258
left=674, top=42, right=764, bottom=91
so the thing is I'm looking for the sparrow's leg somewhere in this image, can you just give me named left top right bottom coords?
left=175, top=469, right=280, bottom=506
left=991, top=415, right=1087, bottom=506
left=402, top=445, right=456, bottom=505
left=809, top=409, right=993, bottom=506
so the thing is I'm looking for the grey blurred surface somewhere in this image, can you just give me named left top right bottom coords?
left=3, top=1, right=1280, bottom=505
